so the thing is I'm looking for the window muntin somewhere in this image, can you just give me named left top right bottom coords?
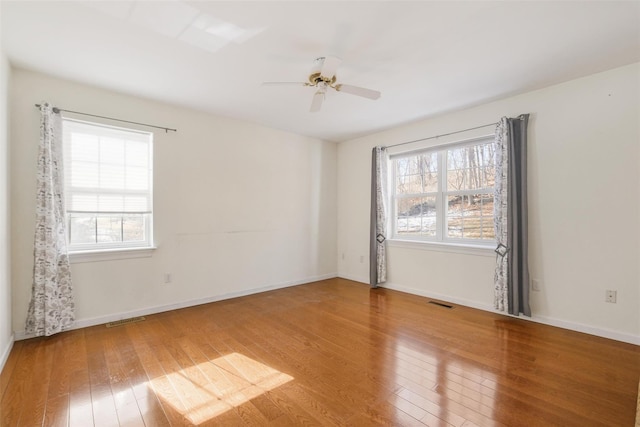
left=391, top=137, right=496, bottom=245
left=62, top=119, right=153, bottom=252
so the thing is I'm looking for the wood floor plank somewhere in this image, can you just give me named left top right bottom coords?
left=0, top=340, right=22, bottom=403
left=103, top=330, right=147, bottom=427
left=111, top=325, right=171, bottom=427
left=125, top=322, right=192, bottom=427
left=345, top=400, right=428, bottom=427
left=47, top=333, right=74, bottom=400
left=68, top=368, right=94, bottom=427
left=265, top=387, right=326, bottom=426
left=64, top=330, right=95, bottom=427
left=85, top=329, right=122, bottom=427
left=15, top=338, right=56, bottom=426
left=1, top=341, right=34, bottom=427
left=247, top=391, right=286, bottom=422
left=2, top=278, right=639, bottom=427
left=43, top=394, right=70, bottom=427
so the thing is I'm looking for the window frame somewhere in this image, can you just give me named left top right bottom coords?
left=389, top=135, right=496, bottom=248
left=62, top=118, right=155, bottom=255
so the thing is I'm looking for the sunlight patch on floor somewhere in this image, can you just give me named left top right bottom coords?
left=149, top=352, right=293, bottom=425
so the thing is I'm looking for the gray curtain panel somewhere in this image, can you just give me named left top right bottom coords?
left=494, top=114, right=531, bottom=316
left=370, top=146, right=388, bottom=287
left=25, top=102, right=75, bottom=336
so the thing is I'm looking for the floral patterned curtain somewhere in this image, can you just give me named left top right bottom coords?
left=25, top=102, right=75, bottom=336
left=494, top=114, right=531, bottom=316
left=370, top=146, right=388, bottom=287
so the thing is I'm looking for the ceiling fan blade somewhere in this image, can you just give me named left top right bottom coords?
left=310, top=90, right=324, bottom=113
left=335, top=84, right=381, bottom=100
left=320, top=56, right=341, bottom=79
left=262, top=82, right=308, bottom=87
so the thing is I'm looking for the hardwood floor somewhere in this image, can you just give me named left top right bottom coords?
left=1, top=278, right=639, bottom=426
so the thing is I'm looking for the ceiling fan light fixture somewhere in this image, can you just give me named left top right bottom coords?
left=310, top=56, right=329, bottom=75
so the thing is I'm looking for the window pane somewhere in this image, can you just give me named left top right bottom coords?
left=126, top=141, right=149, bottom=168
left=447, top=196, right=463, bottom=238
left=69, top=215, right=96, bottom=244
left=447, top=143, right=495, bottom=191
left=397, top=196, right=436, bottom=237
left=123, top=195, right=150, bottom=212
left=396, top=157, right=422, bottom=195
left=480, top=194, right=495, bottom=239
left=396, top=197, right=408, bottom=234
left=447, top=168, right=465, bottom=191
left=71, top=194, right=98, bottom=212
left=70, top=134, right=99, bottom=162
left=70, top=214, right=146, bottom=245
left=98, top=195, right=124, bottom=213
left=123, top=215, right=145, bottom=242
left=396, top=153, right=438, bottom=194
left=419, top=152, right=438, bottom=192
left=482, top=166, right=496, bottom=188
left=447, top=193, right=494, bottom=240
left=462, top=195, right=483, bottom=239
left=71, top=161, right=99, bottom=188
left=100, top=137, right=125, bottom=166
left=100, top=164, right=125, bottom=189
left=126, top=166, right=149, bottom=190
left=420, top=199, right=437, bottom=236
left=446, top=150, right=464, bottom=189
left=97, top=216, right=123, bottom=243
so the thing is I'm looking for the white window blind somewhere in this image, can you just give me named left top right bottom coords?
left=62, top=119, right=153, bottom=251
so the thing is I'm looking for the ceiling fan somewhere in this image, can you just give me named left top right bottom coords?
left=262, top=56, right=381, bottom=112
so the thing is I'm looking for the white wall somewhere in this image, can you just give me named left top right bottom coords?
left=0, top=3, right=14, bottom=369
left=338, top=63, right=640, bottom=344
left=10, top=69, right=337, bottom=335
left=8, top=63, right=639, bottom=345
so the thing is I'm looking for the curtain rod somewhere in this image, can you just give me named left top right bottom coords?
left=34, top=104, right=177, bottom=133
left=383, top=122, right=497, bottom=149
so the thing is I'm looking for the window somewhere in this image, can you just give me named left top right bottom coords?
left=62, top=119, right=153, bottom=252
left=391, top=136, right=496, bottom=245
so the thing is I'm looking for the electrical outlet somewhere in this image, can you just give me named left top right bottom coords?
left=605, top=290, right=617, bottom=303
left=531, top=279, right=541, bottom=292
left=341, top=252, right=345, bottom=261
left=163, top=273, right=172, bottom=284
left=359, top=255, right=364, bottom=263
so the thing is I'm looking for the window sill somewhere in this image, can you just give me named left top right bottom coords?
left=69, top=247, right=156, bottom=263
left=387, top=239, right=495, bottom=257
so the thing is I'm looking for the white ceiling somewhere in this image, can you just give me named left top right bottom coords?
left=2, top=1, right=639, bottom=142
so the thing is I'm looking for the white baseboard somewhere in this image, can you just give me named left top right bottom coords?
left=380, top=281, right=640, bottom=346
left=381, top=281, right=494, bottom=312
left=0, top=333, right=15, bottom=373
left=15, top=273, right=338, bottom=341
left=337, top=273, right=369, bottom=285
left=523, top=314, right=640, bottom=346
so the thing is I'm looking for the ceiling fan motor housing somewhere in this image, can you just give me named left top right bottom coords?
left=309, top=57, right=337, bottom=86
left=308, top=72, right=337, bottom=86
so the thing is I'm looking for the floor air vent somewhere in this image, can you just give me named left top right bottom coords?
left=428, top=301, right=454, bottom=309
left=106, top=316, right=146, bottom=328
